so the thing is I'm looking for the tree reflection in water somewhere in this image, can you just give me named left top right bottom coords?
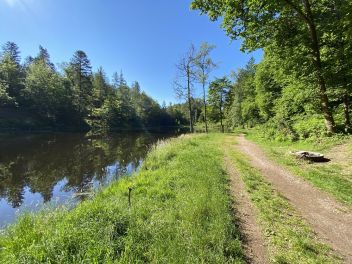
left=0, top=132, right=173, bottom=225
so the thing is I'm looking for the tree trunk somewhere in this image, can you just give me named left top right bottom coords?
left=187, top=65, right=193, bottom=133
left=220, top=93, right=224, bottom=133
left=343, top=90, right=351, bottom=132
left=302, top=0, right=336, bottom=134
left=202, top=81, right=208, bottom=133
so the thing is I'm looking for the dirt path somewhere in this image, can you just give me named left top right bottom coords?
left=224, top=155, right=269, bottom=264
left=325, top=141, right=352, bottom=180
left=235, top=135, right=352, bottom=263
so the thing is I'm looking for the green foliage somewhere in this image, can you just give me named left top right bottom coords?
left=191, top=0, right=352, bottom=134
left=0, top=83, right=15, bottom=107
left=22, top=60, right=66, bottom=121
left=225, top=58, right=260, bottom=129
left=254, top=53, right=283, bottom=121
left=0, top=135, right=244, bottom=263
left=208, top=77, right=231, bottom=132
left=0, top=51, right=23, bottom=105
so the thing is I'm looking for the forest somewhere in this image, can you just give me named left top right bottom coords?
left=0, top=42, right=190, bottom=131
left=178, top=0, right=352, bottom=140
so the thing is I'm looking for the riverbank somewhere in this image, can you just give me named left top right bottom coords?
left=0, top=134, right=243, bottom=263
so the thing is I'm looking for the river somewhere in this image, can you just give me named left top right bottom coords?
left=0, top=132, right=177, bottom=227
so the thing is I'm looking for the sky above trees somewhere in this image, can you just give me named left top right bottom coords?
left=0, top=0, right=261, bottom=104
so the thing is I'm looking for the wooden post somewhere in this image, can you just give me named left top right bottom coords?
left=128, top=187, right=132, bottom=208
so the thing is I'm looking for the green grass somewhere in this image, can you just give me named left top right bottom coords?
left=0, top=134, right=244, bottom=264
left=225, top=136, right=340, bottom=263
left=245, top=130, right=352, bottom=206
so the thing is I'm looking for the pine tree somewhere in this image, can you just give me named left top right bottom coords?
left=0, top=42, right=23, bottom=102
left=66, top=50, right=93, bottom=118
left=35, top=45, right=55, bottom=70
left=92, top=66, right=110, bottom=107
left=1, top=42, right=21, bottom=65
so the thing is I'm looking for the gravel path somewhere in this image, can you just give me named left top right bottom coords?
left=235, top=135, right=352, bottom=263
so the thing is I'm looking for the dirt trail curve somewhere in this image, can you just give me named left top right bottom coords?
left=235, top=135, right=352, bottom=263
left=224, top=156, right=269, bottom=264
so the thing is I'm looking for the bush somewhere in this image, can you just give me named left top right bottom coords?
left=292, top=115, right=328, bottom=139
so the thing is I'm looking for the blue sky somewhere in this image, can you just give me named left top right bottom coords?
left=0, top=0, right=262, bottom=104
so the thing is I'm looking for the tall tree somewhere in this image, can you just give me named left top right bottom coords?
left=2, top=42, right=21, bottom=64
left=0, top=42, right=23, bottom=102
left=112, top=70, right=127, bottom=89
left=191, top=0, right=340, bottom=133
left=92, top=66, right=110, bottom=107
left=208, top=77, right=231, bottom=132
left=321, top=0, right=352, bottom=132
left=195, top=42, right=216, bottom=133
left=174, top=44, right=197, bottom=133
left=34, top=45, right=55, bottom=70
left=22, top=60, right=65, bottom=121
left=66, top=50, right=93, bottom=120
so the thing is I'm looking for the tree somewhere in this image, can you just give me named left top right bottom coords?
left=195, top=42, right=216, bottom=133
left=0, top=42, right=24, bottom=102
left=0, top=82, right=14, bottom=106
left=226, top=58, right=260, bottom=129
left=112, top=70, right=127, bottom=88
left=2, top=42, right=21, bottom=64
left=208, top=77, right=231, bottom=132
left=174, top=44, right=197, bottom=133
left=254, top=53, right=283, bottom=121
left=65, top=50, right=93, bottom=121
left=22, top=60, right=65, bottom=121
left=34, top=45, right=55, bottom=70
left=191, top=0, right=342, bottom=133
left=92, top=66, right=110, bottom=107
left=321, top=1, right=352, bottom=132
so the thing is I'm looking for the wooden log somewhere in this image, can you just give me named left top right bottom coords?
left=290, top=151, right=326, bottom=162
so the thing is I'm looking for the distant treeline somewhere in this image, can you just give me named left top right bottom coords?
left=0, top=42, right=191, bottom=131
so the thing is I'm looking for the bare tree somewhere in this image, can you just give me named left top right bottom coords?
left=195, top=43, right=216, bottom=133
left=174, top=45, right=197, bottom=133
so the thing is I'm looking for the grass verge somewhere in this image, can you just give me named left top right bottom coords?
left=245, top=130, right=352, bottom=206
left=225, top=136, right=340, bottom=263
left=0, top=134, right=243, bottom=263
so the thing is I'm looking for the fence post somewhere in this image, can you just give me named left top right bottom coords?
left=128, top=187, right=132, bottom=208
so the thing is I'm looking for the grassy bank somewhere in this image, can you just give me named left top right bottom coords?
left=0, top=134, right=243, bottom=263
left=245, top=130, right=352, bottom=206
left=224, top=136, right=340, bottom=263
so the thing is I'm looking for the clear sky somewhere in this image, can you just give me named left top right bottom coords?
left=0, top=0, right=262, bottom=104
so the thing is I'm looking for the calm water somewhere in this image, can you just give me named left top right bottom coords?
left=0, top=132, right=175, bottom=227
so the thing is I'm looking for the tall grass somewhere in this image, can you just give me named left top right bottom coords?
left=0, top=134, right=243, bottom=263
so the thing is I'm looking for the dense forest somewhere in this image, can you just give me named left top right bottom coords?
left=0, top=42, right=190, bottom=131
left=188, top=0, right=352, bottom=140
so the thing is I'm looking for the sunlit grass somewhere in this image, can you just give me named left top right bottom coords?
left=0, top=134, right=244, bottom=263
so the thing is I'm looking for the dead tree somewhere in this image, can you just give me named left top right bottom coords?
left=174, top=45, right=197, bottom=133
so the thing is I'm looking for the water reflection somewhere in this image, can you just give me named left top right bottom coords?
left=0, top=132, right=174, bottom=227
